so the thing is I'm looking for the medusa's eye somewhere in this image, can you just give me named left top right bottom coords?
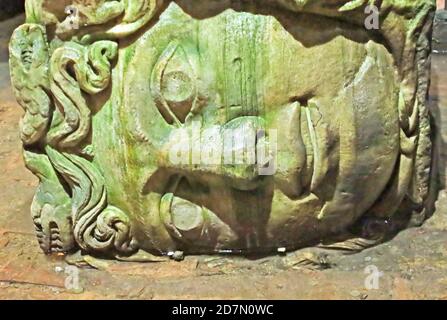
left=161, top=71, right=194, bottom=103
left=151, top=42, right=196, bottom=125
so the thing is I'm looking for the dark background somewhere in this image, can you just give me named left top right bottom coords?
left=0, top=0, right=24, bottom=21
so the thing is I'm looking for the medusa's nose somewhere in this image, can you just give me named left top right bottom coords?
left=161, top=115, right=275, bottom=190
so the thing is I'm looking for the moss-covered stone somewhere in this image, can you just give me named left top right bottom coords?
left=9, top=0, right=436, bottom=259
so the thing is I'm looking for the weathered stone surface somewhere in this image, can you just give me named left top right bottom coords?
left=9, top=0, right=436, bottom=260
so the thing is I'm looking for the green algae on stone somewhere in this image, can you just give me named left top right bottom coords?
left=9, top=0, right=435, bottom=259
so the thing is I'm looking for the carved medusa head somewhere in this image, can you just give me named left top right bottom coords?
left=10, top=0, right=435, bottom=259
